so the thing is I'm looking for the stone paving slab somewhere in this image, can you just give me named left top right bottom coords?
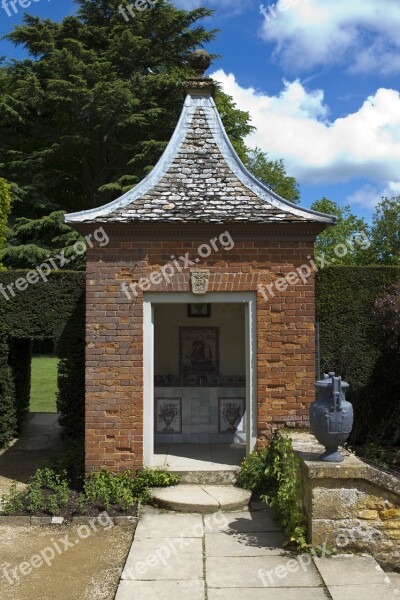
left=388, top=572, right=400, bottom=591
left=208, top=589, right=329, bottom=600
left=329, top=584, right=399, bottom=600
left=206, top=556, right=323, bottom=588
left=115, top=509, right=400, bottom=600
left=115, top=580, right=205, bottom=600
left=134, top=513, right=204, bottom=539
left=205, top=531, right=288, bottom=556
left=122, top=537, right=203, bottom=581
left=315, top=554, right=390, bottom=586
left=205, top=510, right=283, bottom=533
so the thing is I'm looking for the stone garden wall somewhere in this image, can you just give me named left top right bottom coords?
left=292, top=433, right=400, bottom=570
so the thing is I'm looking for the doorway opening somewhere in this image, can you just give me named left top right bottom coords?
left=143, top=292, right=257, bottom=469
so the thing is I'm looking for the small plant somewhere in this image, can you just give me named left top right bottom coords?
left=74, top=492, right=87, bottom=515
left=1, top=481, right=24, bottom=514
left=1, top=466, right=180, bottom=517
left=237, top=432, right=308, bottom=550
left=83, top=468, right=180, bottom=511
left=363, top=442, right=389, bottom=469
left=236, top=448, right=268, bottom=496
left=131, top=468, right=181, bottom=503
left=26, top=468, right=71, bottom=515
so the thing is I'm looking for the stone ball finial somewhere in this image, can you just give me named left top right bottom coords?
left=189, top=50, right=211, bottom=77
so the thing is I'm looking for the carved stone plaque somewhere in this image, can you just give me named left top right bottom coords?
left=190, top=269, right=210, bottom=295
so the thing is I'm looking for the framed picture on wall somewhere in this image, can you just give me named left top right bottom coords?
left=179, top=326, right=219, bottom=376
left=218, top=397, right=245, bottom=433
left=187, top=303, right=211, bottom=318
left=155, top=397, right=182, bottom=434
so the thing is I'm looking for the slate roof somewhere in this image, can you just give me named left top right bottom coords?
left=65, top=85, right=335, bottom=226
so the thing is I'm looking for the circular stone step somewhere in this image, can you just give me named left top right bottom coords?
left=150, top=485, right=251, bottom=513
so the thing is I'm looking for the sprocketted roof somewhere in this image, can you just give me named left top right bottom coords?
left=65, top=56, right=335, bottom=226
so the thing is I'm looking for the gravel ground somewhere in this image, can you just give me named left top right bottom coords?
left=0, top=524, right=134, bottom=600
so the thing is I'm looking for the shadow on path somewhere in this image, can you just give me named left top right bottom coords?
left=0, top=412, right=62, bottom=494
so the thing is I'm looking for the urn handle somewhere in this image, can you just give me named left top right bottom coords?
left=330, top=372, right=344, bottom=412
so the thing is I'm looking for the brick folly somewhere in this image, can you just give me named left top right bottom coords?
left=65, top=53, right=335, bottom=474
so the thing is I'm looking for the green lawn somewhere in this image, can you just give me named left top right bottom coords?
left=30, top=355, right=59, bottom=413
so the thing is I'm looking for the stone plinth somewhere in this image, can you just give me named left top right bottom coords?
left=291, top=433, right=400, bottom=570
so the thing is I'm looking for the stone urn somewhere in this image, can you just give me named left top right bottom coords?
left=310, top=372, right=353, bottom=462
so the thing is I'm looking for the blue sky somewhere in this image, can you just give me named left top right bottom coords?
left=2, top=0, right=400, bottom=221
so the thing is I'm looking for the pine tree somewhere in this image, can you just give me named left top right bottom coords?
left=0, top=178, right=12, bottom=270
left=0, top=0, right=257, bottom=266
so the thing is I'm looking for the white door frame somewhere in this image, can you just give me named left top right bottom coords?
left=143, top=292, right=258, bottom=466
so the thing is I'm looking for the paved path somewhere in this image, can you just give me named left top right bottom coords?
left=115, top=506, right=400, bottom=599
left=0, top=412, right=61, bottom=497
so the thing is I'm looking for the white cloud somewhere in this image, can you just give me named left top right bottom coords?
left=211, top=69, right=400, bottom=188
left=259, top=0, right=400, bottom=74
left=347, top=182, right=400, bottom=209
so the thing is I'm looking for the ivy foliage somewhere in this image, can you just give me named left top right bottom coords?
left=237, top=432, right=308, bottom=550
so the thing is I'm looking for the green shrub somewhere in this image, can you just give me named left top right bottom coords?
left=130, top=468, right=181, bottom=502
left=1, top=468, right=71, bottom=516
left=261, top=433, right=307, bottom=550
left=84, top=468, right=181, bottom=509
left=236, top=448, right=268, bottom=496
left=1, top=481, right=24, bottom=514
left=237, top=432, right=307, bottom=550
left=83, top=470, right=136, bottom=512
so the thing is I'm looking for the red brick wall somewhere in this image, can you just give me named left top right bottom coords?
left=85, top=237, right=316, bottom=473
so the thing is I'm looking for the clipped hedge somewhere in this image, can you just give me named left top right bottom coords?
left=0, top=271, right=85, bottom=444
left=0, top=323, right=16, bottom=446
left=8, top=339, right=32, bottom=432
left=316, top=267, right=400, bottom=445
